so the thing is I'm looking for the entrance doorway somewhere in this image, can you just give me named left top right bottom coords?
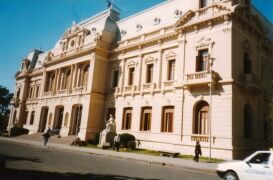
left=38, top=107, right=49, bottom=132
left=53, top=106, right=64, bottom=134
left=69, top=104, right=82, bottom=135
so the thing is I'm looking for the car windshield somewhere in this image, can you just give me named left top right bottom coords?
left=249, top=153, right=271, bottom=165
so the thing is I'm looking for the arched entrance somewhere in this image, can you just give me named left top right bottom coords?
left=38, top=106, right=49, bottom=132
left=53, top=105, right=64, bottom=134
left=69, top=104, right=82, bottom=135
left=193, top=101, right=209, bottom=135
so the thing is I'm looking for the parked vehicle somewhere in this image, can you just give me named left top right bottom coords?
left=216, top=150, right=273, bottom=180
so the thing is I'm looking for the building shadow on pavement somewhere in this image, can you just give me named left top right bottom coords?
left=0, top=154, right=159, bottom=180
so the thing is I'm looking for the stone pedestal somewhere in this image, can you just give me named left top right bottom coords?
left=98, top=131, right=116, bottom=148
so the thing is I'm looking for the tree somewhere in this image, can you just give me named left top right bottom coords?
left=0, top=85, right=13, bottom=133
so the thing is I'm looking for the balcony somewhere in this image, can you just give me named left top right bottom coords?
left=191, top=134, right=209, bottom=142
left=26, top=98, right=38, bottom=103
left=73, top=86, right=87, bottom=93
left=124, top=85, right=136, bottom=95
left=239, top=74, right=261, bottom=91
left=43, top=91, right=52, bottom=97
left=142, top=83, right=155, bottom=93
left=162, top=80, right=175, bottom=91
left=184, top=71, right=218, bottom=88
left=10, top=97, right=20, bottom=107
left=57, top=89, right=67, bottom=95
left=108, top=87, right=120, bottom=95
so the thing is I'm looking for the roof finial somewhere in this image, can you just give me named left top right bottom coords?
left=72, top=21, right=76, bottom=26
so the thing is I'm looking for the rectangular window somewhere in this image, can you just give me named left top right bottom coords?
left=30, top=111, right=35, bottom=125
left=200, top=0, right=208, bottom=8
left=196, top=49, right=208, bottom=72
left=29, top=87, right=33, bottom=98
left=161, top=106, right=174, bottom=133
left=140, top=107, right=152, bottom=131
left=112, top=70, right=119, bottom=88
left=168, top=60, right=175, bottom=80
left=122, top=108, right=132, bottom=130
left=36, top=86, right=40, bottom=97
left=244, top=52, right=252, bottom=74
left=146, top=64, right=154, bottom=83
left=128, top=67, right=135, bottom=85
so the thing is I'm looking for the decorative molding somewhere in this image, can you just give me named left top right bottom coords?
left=195, top=37, right=214, bottom=50
left=165, top=51, right=176, bottom=60
left=144, top=55, right=157, bottom=64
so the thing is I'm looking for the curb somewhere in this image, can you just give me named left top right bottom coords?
left=0, top=137, right=217, bottom=174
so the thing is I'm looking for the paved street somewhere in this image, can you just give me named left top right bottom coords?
left=0, top=140, right=220, bottom=180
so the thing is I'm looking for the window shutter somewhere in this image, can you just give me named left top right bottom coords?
left=196, top=56, right=200, bottom=72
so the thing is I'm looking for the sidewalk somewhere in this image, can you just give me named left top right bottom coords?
left=0, top=136, right=218, bottom=174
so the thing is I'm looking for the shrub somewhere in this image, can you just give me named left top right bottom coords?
left=120, top=133, right=135, bottom=148
left=10, top=127, right=29, bottom=136
left=127, top=141, right=136, bottom=150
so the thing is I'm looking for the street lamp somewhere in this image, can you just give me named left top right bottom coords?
left=209, top=56, right=215, bottom=163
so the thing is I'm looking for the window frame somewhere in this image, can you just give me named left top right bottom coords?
left=161, top=106, right=174, bottom=133
left=140, top=107, right=152, bottom=131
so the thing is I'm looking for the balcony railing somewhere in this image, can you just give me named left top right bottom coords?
left=73, top=86, right=87, bottom=93
left=10, top=97, right=20, bottom=106
left=191, top=134, right=209, bottom=142
left=142, top=83, right=155, bottom=92
left=184, top=71, right=218, bottom=87
left=57, top=89, right=67, bottom=95
left=124, top=85, right=136, bottom=94
left=162, top=80, right=175, bottom=91
left=43, top=91, right=52, bottom=97
left=108, top=87, right=120, bottom=95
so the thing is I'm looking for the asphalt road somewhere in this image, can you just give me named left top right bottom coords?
left=0, top=140, right=221, bottom=180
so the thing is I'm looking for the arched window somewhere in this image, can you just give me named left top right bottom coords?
left=193, top=101, right=209, bottom=135
left=244, top=104, right=253, bottom=138
left=82, top=65, right=89, bottom=87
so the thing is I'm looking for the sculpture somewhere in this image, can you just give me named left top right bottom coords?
left=99, top=114, right=117, bottom=148
left=104, top=114, right=116, bottom=133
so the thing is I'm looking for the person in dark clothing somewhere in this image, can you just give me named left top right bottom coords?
left=113, top=134, right=121, bottom=152
left=42, top=130, right=51, bottom=146
left=193, top=141, right=202, bottom=162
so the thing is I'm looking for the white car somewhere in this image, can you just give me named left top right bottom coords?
left=216, top=150, right=273, bottom=180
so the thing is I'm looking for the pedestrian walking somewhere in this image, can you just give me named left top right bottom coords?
left=113, top=134, right=121, bottom=152
left=193, top=141, right=202, bottom=162
left=42, top=130, right=51, bottom=147
left=46, top=127, right=52, bottom=135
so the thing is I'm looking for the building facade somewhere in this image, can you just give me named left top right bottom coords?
left=9, top=0, right=273, bottom=159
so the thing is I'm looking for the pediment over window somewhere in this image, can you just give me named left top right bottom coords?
left=175, top=10, right=195, bottom=28
left=165, top=51, right=176, bottom=59
left=175, top=4, right=232, bottom=30
left=144, top=55, right=157, bottom=64
left=196, top=37, right=214, bottom=49
left=127, top=60, right=137, bottom=67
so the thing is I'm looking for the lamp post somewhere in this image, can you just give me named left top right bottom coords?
left=209, top=56, right=215, bottom=163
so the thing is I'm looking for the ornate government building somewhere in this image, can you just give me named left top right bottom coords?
left=9, top=0, right=273, bottom=159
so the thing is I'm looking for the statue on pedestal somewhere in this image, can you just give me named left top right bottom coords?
left=99, top=114, right=117, bottom=148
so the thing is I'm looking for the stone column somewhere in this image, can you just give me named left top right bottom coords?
left=138, top=55, right=143, bottom=92
left=157, top=49, right=163, bottom=89
left=40, top=69, right=47, bottom=95
left=120, top=58, right=126, bottom=93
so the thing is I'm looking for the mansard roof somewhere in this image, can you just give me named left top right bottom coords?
left=117, top=0, right=193, bottom=41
